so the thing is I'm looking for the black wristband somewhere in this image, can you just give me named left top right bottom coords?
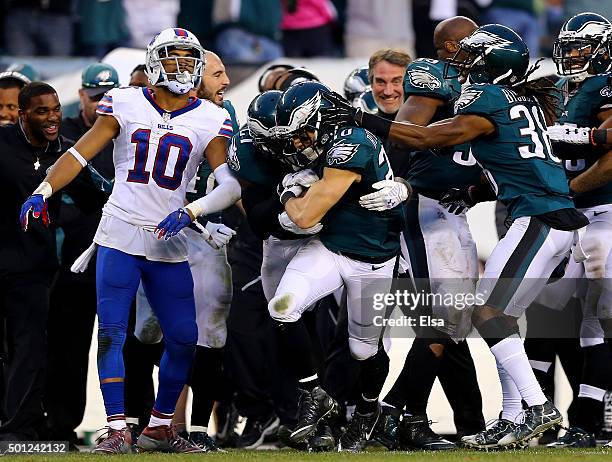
left=591, top=128, right=608, bottom=146
left=360, top=111, right=392, bottom=140
left=280, top=187, right=299, bottom=205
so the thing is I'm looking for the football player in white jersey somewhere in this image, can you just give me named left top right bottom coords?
left=20, top=28, right=240, bottom=454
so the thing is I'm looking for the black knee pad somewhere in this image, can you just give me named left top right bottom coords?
left=478, top=316, right=520, bottom=348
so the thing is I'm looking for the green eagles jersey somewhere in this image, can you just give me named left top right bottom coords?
left=318, top=127, right=403, bottom=259
left=403, top=59, right=481, bottom=198
left=226, top=124, right=285, bottom=188
left=186, top=100, right=240, bottom=222
left=555, top=73, right=612, bottom=208
left=454, top=83, right=574, bottom=219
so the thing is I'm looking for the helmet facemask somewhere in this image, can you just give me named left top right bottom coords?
left=553, top=35, right=611, bottom=82
left=275, top=121, right=324, bottom=170
left=146, top=31, right=205, bottom=95
left=445, top=43, right=477, bottom=83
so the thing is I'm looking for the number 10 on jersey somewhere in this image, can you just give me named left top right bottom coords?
left=127, top=129, right=193, bottom=190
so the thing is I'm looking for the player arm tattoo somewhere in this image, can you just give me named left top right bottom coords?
left=387, top=114, right=494, bottom=150
left=285, top=167, right=360, bottom=229
left=43, top=114, right=119, bottom=196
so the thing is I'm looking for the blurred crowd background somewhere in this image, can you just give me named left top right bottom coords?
left=1, top=0, right=611, bottom=67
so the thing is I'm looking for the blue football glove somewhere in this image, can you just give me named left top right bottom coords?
left=20, top=194, right=49, bottom=231
left=155, top=208, right=193, bottom=240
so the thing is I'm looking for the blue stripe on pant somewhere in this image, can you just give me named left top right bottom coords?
left=96, top=246, right=197, bottom=417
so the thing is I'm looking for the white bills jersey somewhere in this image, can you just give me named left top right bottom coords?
left=93, top=86, right=233, bottom=261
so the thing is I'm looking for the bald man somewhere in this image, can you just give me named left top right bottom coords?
left=370, top=16, right=486, bottom=451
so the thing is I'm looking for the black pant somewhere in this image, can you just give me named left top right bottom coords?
left=123, top=306, right=163, bottom=425
left=0, top=271, right=54, bottom=439
left=43, top=273, right=97, bottom=441
left=437, top=341, right=485, bottom=437
left=225, top=254, right=298, bottom=423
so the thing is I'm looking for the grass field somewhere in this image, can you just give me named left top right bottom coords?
left=4, top=448, right=611, bottom=462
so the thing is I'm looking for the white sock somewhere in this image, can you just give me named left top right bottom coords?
left=578, top=384, right=606, bottom=401
left=490, top=336, right=546, bottom=407
left=528, top=359, right=552, bottom=373
left=497, top=359, right=523, bottom=421
left=107, top=414, right=127, bottom=430
left=125, top=417, right=139, bottom=426
left=149, top=410, right=173, bottom=428
left=190, top=425, right=208, bottom=433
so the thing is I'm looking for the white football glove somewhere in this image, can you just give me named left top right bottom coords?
left=359, top=178, right=412, bottom=211
left=547, top=124, right=592, bottom=145
left=278, top=211, right=323, bottom=235
left=203, top=222, right=236, bottom=249
left=281, top=169, right=319, bottom=188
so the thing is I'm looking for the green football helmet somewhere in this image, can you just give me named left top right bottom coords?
left=449, top=24, right=529, bottom=86
left=273, top=81, right=346, bottom=168
left=246, top=90, right=284, bottom=156
left=553, top=12, right=612, bottom=82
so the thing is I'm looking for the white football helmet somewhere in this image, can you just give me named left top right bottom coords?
left=145, top=27, right=205, bottom=95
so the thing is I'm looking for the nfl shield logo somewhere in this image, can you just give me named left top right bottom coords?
left=162, top=112, right=171, bottom=122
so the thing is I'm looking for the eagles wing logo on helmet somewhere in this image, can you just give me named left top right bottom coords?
left=408, top=69, right=441, bottom=91
left=454, top=89, right=483, bottom=112
left=288, top=92, right=321, bottom=132
left=573, top=20, right=611, bottom=37
left=247, top=117, right=272, bottom=140
left=327, top=143, right=359, bottom=165
left=466, top=30, right=513, bottom=52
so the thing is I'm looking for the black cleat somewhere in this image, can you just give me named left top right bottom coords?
left=547, top=427, right=596, bottom=448
left=372, top=406, right=400, bottom=450
left=461, top=419, right=515, bottom=450
left=337, top=405, right=380, bottom=452
left=278, top=425, right=307, bottom=450
left=189, top=431, right=225, bottom=452
left=236, top=413, right=279, bottom=449
left=399, top=414, right=456, bottom=450
left=290, top=387, right=338, bottom=443
left=498, top=401, right=562, bottom=447
left=307, top=423, right=335, bottom=452
left=215, top=401, right=240, bottom=448
left=126, top=423, right=141, bottom=452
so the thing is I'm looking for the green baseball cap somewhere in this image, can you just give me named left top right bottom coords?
left=5, top=63, right=39, bottom=82
left=81, top=63, right=119, bottom=97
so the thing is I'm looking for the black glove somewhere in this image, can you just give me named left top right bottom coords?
left=322, top=91, right=393, bottom=139
left=439, top=187, right=476, bottom=215
left=321, top=91, right=360, bottom=125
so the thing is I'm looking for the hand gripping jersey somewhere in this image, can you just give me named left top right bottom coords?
left=94, top=86, right=231, bottom=260
left=403, top=59, right=481, bottom=197
left=318, top=127, right=403, bottom=260
left=454, top=83, right=574, bottom=220
left=555, top=73, right=612, bottom=208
